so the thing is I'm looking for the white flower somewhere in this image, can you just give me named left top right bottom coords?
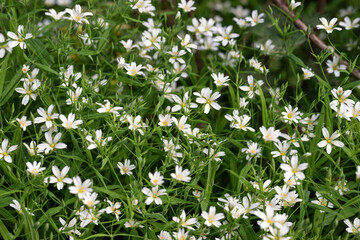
left=201, top=206, right=224, bottom=228
left=117, top=57, right=126, bottom=69
left=301, top=67, right=314, bottom=79
left=9, top=199, right=34, bottom=215
left=255, top=39, right=275, bottom=55
left=105, top=199, right=121, bottom=221
left=173, top=210, right=198, bottom=230
left=245, top=10, right=264, bottom=27
left=0, top=33, right=13, bottom=58
left=334, top=180, right=349, bottom=195
left=38, top=132, right=67, bottom=154
left=15, top=81, right=40, bottom=105
left=171, top=165, right=191, bottom=182
left=69, top=176, right=93, bottom=199
left=356, top=166, right=360, bottom=180
left=167, top=46, right=186, bottom=64
left=194, top=87, right=221, bottom=114
left=326, top=56, right=346, bottom=77
left=142, top=185, right=167, bottom=205
left=289, top=0, right=301, bottom=11
left=16, top=116, right=31, bottom=131
left=83, top=192, right=100, bottom=208
left=344, top=218, right=360, bottom=234
left=212, top=73, right=230, bottom=87
left=339, top=17, right=360, bottom=30
left=158, top=230, right=172, bottom=240
left=178, top=0, right=196, bottom=12
left=125, top=62, right=144, bottom=76
left=0, top=139, right=18, bottom=163
left=34, top=104, right=59, bottom=128
left=171, top=92, right=198, bottom=113
left=311, top=192, right=334, bottom=212
left=7, top=25, right=32, bottom=49
left=172, top=116, right=191, bottom=132
left=329, top=87, right=354, bottom=111
left=317, top=127, right=344, bottom=154
left=26, top=161, right=46, bottom=176
left=45, top=9, right=66, bottom=21
left=280, top=155, right=308, bottom=181
left=316, top=18, right=342, bottom=33
left=259, top=126, right=281, bottom=142
left=60, top=113, right=83, bottom=129
left=178, top=34, right=197, bottom=53
left=117, top=159, right=135, bottom=175
left=96, top=100, right=123, bottom=116
left=213, top=26, right=239, bottom=46
left=124, top=219, right=144, bottom=228
left=158, top=114, right=173, bottom=127
left=23, top=141, right=41, bottom=157
left=253, top=206, right=282, bottom=230
left=239, top=75, right=264, bottom=99
left=65, top=4, right=93, bottom=24
left=59, top=217, right=81, bottom=238
left=281, top=105, right=303, bottom=123
left=121, top=39, right=137, bottom=52
left=86, top=129, right=112, bottom=150
left=45, top=166, right=72, bottom=190
left=149, top=171, right=164, bottom=186
left=241, top=142, right=262, bottom=160
left=271, top=141, right=292, bottom=161
left=127, top=115, right=147, bottom=135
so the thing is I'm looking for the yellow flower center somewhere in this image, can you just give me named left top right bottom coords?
left=78, top=186, right=86, bottom=193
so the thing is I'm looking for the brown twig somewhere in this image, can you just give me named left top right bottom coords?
left=270, top=0, right=360, bottom=80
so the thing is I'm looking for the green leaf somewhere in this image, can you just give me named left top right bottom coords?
left=0, top=68, right=23, bottom=106
left=0, top=219, right=14, bottom=240
left=289, top=53, right=306, bottom=68
left=0, top=54, right=10, bottom=99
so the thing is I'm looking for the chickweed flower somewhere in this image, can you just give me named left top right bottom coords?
left=34, top=104, right=59, bottom=128
left=171, top=165, right=191, bottom=182
left=239, top=75, right=264, bottom=99
left=26, top=161, right=46, bottom=176
left=117, top=159, right=135, bottom=175
left=44, top=166, right=72, bottom=190
left=96, top=100, right=123, bottom=116
left=9, top=200, right=34, bottom=216
left=246, top=10, right=264, bottom=26
left=65, top=4, right=93, bottom=24
left=316, top=18, right=342, bottom=33
left=0, top=139, right=18, bottom=163
left=16, top=116, right=31, bottom=131
left=280, top=155, right=308, bottom=181
left=339, top=17, right=360, bottom=30
left=38, top=132, right=67, bottom=154
left=326, top=56, right=346, bottom=77
left=317, top=127, right=344, bottom=154
left=60, top=113, right=83, bottom=129
left=45, top=9, right=66, bottom=21
left=173, top=210, right=198, bottom=230
left=194, top=87, right=221, bottom=114
left=142, top=185, right=167, bottom=205
left=281, top=105, right=303, bottom=123
left=69, top=176, right=93, bottom=199
left=7, top=25, right=32, bottom=49
left=125, top=62, right=145, bottom=76
left=212, top=73, right=230, bottom=87
left=260, top=126, right=281, bottom=142
left=344, top=218, right=360, bottom=234
left=202, top=206, right=225, bottom=228
left=178, top=0, right=196, bottom=12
